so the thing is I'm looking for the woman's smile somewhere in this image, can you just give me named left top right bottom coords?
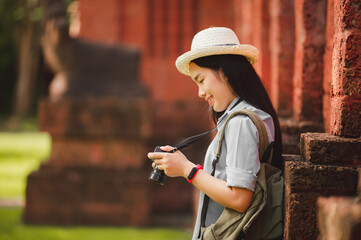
left=206, top=96, right=213, bottom=106
left=189, top=62, right=236, bottom=112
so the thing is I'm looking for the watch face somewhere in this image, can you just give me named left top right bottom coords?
left=188, top=167, right=197, bottom=180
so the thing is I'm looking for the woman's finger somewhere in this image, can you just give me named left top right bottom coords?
left=160, top=145, right=175, bottom=152
left=148, top=152, right=166, bottom=159
left=154, top=162, right=164, bottom=170
left=153, top=158, right=163, bottom=166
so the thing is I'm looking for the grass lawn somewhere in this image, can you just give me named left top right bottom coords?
left=0, top=207, right=192, bottom=240
left=0, top=132, right=51, bottom=200
left=0, top=132, right=192, bottom=239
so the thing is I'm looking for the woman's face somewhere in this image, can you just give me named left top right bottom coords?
left=189, top=62, right=236, bottom=112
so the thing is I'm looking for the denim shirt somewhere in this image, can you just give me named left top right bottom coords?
left=192, top=97, right=275, bottom=240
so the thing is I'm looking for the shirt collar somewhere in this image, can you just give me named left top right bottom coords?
left=217, top=97, right=240, bottom=125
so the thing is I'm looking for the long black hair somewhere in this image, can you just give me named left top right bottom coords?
left=191, top=54, right=283, bottom=170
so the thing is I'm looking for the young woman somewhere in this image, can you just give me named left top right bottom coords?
left=148, top=27, right=282, bottom=240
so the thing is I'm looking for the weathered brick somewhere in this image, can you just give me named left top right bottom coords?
left=280, top=119, right=324, bottom=154
left=197, top=0, right=234, bottom=30
left=284, top=192, right=318, bottom=240
left=331, top=0, right=361, bottom=138
left=323, top=0, right=334, bottom=133
left=269, top=0, right=295, bottom=118
left=151, top=100, right=213, bottom=141
left=330, top=95, right=361, bottom=137
left=78, top=0, right=122, bottom=44
left=25, top=165, right=150, bottom=226
left=334, top=0, right=361, bottom=31
left=234, top=0, right=253, bottom=43
left=284, top=156, right=358, bottom=194
left=48, top=138, right=147, bottom=169
left=293, top=0, right=327, bottom=122
left=318, top=197, right=361, bottom=240
left=252, top=0, right=271, bottom=91
left=38, top=97, right=151, bottom=138
left=283, top=156, right=358, bottom=240
left=332, top=32, right=361, bottom=97
left=301, top=132, right=361, bottom=165
left=280, top=119, right=324, bottom=135
left=150, top=177, right=194, bottom=214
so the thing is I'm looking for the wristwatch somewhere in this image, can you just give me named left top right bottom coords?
left=187, top=164, right=203, bottom=183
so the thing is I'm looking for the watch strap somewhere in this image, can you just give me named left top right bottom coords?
left=187, top=164, right=203, bottom=183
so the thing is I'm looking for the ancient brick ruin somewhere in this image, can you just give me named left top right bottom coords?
left=25, top=0, right=151, bottom=226
left=26, top=0, right=361, bottom=238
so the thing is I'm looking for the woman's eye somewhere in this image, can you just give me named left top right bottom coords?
left=199, top=79, right=204, bottom=84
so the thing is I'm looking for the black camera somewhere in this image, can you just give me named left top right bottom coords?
left=149, top=146, right=167, bottom=185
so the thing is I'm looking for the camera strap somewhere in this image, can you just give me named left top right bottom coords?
left=170, top=99, right=242, bottom=153
left=170, top=127, right=217, bottom=152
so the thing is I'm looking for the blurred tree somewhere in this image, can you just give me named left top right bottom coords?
left=12, top=0, right=74, bottom=116
left=0, top=0, right=73, bottom=129
left=0, top=0, right=18, bottom=115
left=0, top=0, right=44, bottom=130
left=12, top=0, right=43, bottom=118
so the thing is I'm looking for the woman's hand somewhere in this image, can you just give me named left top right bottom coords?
left=147, top=146, right=195, bottom=178
left=148, top=146, right=253, bottom=213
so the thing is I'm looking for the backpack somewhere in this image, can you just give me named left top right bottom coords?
left=200, top=109, right=284, bottom=240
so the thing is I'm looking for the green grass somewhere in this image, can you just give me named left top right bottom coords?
left=0, top=207, right=192, bottom=240
left=0, top=132, right=51, bottom=199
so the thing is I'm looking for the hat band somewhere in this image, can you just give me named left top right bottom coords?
left=212, top=43, right=237, bottom=46
left=193, top=43, right=237, bottom=49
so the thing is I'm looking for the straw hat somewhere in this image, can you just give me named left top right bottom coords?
left=175, top=27, right=259, bottom=76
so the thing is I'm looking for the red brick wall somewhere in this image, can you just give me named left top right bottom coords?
left=323, top=0, right=334, bottom=133
left=75, top=0, right=247, bottom=144
left=74, top=0, right=361, bottom=145
left=76, top=0, right=240, bottom=216
left=233, top=0, right=253, bottom=44
left=293, top=0, right=327, bottom=122
left=330, top=0, right=361, bottom=137
left=252, top=0, right=271, bottom=92
left=77, top=0, right=122, bottom=44
left=75, top=0, right=302, bottom=122
left=269, top=0, right=295, bottom=117
left=197, top=0, right=234, bottom=29
left=77, top=0, right=236, bottom=105
left=71, top=0, right=361, bottom=233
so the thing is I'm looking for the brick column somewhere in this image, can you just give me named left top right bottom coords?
left=233, top=0, right=253, bottom=43
left=330, top=0, right=361, bottom=137
left=269, top=0, right=295, bottom=118
left=77, top=0, right=122, bottom=44
left=281, top=0, right=326, bottom=155
left=293, top=0, right=327, bottom=122
left=197, top=0, right=234, bottom=29
left=283, top=154, right=358, bottom=239
left=252, top=0, right=271, bottom=92
left=323, top=0, right=334, bottom=133
left=25, top=0, right=153, bottom=226
left=315, top=1, right=361, bottom=238
left=284, top=1, right=361, bottom=239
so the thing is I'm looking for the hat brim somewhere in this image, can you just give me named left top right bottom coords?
left=175, top=44, right=259, bottom=76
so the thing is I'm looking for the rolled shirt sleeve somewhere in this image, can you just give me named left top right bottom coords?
left=224, top=115, right=261, bottom=191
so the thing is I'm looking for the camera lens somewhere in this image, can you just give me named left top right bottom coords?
left=149, top=164, right=166, bottom=185
left=148, top=146, right=167, bottom=185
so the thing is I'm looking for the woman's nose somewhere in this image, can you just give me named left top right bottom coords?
left=198, top=87, right=206, bottom=98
